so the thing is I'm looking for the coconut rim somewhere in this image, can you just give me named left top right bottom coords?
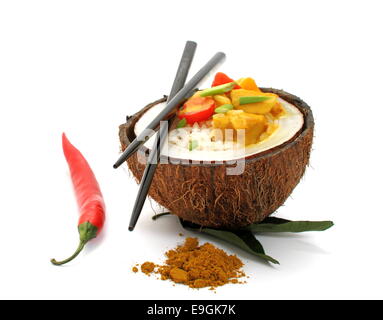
left=119, top=88, right=314, bottom=167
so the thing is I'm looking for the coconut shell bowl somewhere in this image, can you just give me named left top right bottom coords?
left=118, top=88, right=314, bottom=229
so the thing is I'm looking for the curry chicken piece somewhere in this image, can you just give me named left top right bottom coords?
left=212, top=110, right=270, bottom=145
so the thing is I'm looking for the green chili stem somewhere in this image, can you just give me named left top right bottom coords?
left=51, top=241, right=86, bottom=266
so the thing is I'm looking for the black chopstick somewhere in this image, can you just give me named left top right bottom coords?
left=113, top=51, right=226, bottom=169
left=128, top=41, right=197, bottom=231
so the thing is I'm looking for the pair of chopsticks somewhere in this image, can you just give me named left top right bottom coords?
left=113, top=41, right=226, bottom=231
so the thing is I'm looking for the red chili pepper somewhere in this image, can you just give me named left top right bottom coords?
left=211, top=72, right=241, bottom=89
left=51, top=133, right=105, bottom=266
left=178, top=96, right=216, bottom=124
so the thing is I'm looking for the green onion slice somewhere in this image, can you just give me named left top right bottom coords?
left=176, top=118, right=187, bottom=128
left=199, top=82, right=236, bottom=97
left=239, top=96, right=272, bottom=105
left=189, top=140, right=198, bottom=151
left=215, top=104, right=234, bottom=114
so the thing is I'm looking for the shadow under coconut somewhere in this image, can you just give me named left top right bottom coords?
left=256, top=232, right=330, bottom=254
left=257, top=233, right=330, bottom=258
left=255, top=234, right=332, bottom=273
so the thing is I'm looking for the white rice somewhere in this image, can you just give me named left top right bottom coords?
left=168, top=123, right=237, bottom=152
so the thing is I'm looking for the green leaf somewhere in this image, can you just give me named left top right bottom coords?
left=189, top=140, right=198, bottom=151
left=248, top=217, right=334, bottom=233
left=176, top=118, right=187, bottom=128
left=239, top=96, right=272, bottom=105
left=215, top=104, right=234, bottom=114
left=180, top=219, right=279, bottom=264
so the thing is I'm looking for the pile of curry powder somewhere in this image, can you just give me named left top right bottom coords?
left=133, top=237, right=246, bottom=289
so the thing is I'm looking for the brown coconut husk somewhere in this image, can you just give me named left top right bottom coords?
left=119, top=88, right=314, bottom=229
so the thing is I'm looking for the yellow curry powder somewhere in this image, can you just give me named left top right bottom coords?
left=141, top=261, right=156, bottom=275
left=135, top=237, right=246, bottom=289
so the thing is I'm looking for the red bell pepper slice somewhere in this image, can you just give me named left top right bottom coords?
left=178, top=97, right=216, bottom=124
left=211, top=72, right=241, bottom=89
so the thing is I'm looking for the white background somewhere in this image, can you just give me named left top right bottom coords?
left=0, top=0, right=382, bottom=300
